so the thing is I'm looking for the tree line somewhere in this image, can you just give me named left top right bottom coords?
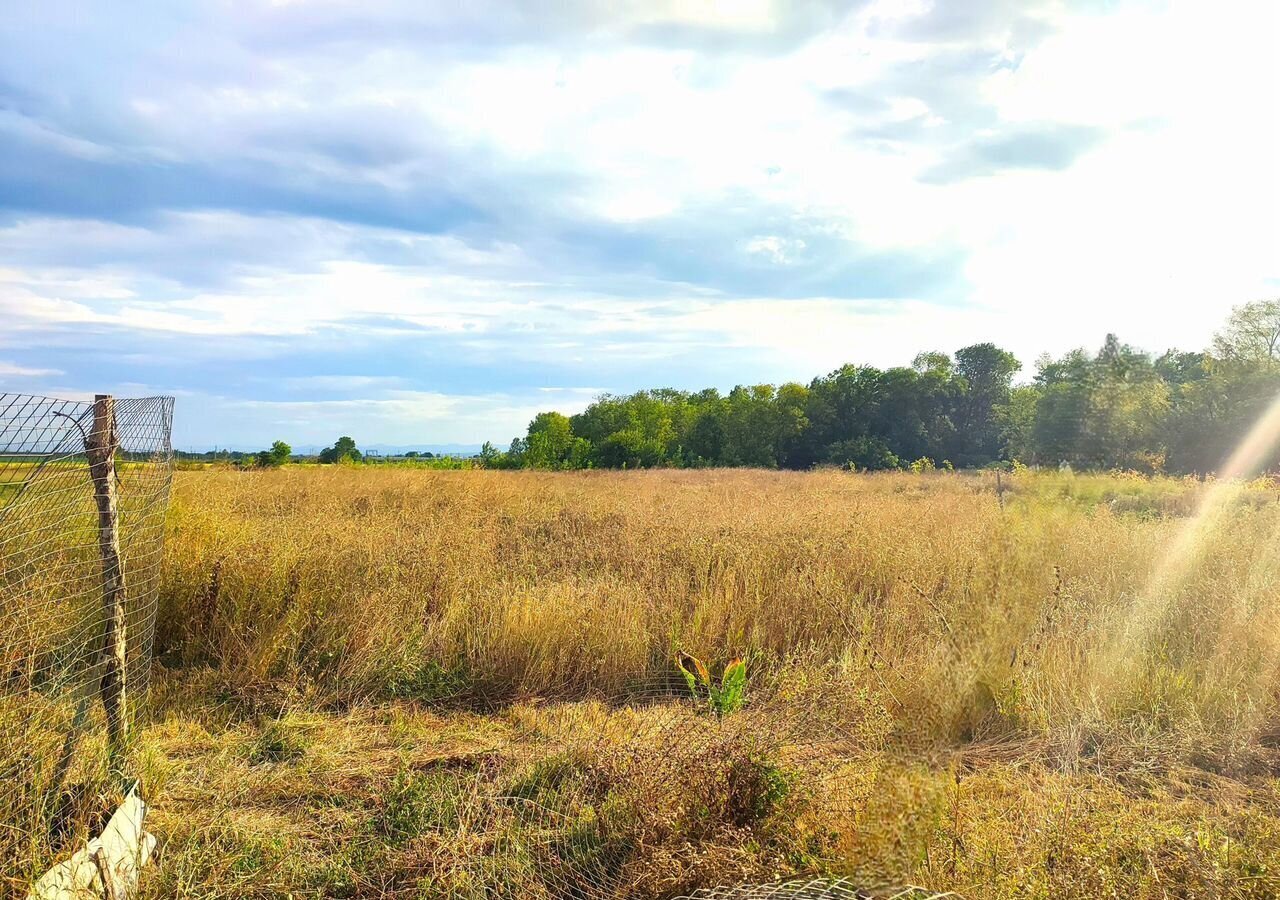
left=484, top=299, right=1280, bottom=474
left=177, top=437, right=443, bottom=468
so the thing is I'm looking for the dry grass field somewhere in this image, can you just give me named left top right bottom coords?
left=19, top=465, right=1280, bottom=897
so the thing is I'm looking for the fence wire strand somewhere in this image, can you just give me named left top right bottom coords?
left=0, top=393, right=173, bottom=888
left=408, top=661, right=923, bottom=898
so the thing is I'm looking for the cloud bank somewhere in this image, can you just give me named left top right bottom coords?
left=1, top=0, right=1275, bottom=447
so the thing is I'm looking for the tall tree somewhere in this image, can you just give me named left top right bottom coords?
left=997, top=385, right=1041, bottom=462
left=1030, top=350, right=1092, bottom=466
left=1212, top=299, right=1280, bottom=369
left=523, top=411, right=578, bottom=469
left=319, top=436, right=361, bottom=463
left=1028, top=339, right=1168, bottom=471
left=267, top=440, right=291, bottom=466
left=953, top=343, right=1020, bottom=465
left=912, top=351, right=953, bottom=375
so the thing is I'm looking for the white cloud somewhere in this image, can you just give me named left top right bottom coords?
left=744, top=235, right=806, bottom=264
left=0, top=361, right=63, bottom=378
left=0, top=0, right=1276, bottom=445
left=281, top=375, right=405, bottom=392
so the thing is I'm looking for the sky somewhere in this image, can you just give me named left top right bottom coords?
left=1, top=1, right=1277, bottom=450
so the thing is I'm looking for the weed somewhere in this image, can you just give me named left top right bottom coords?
left=679, top=652, right=748, bottom=716
left=245, top=715, right=309, bottom=765
left=378, top=765, right=466, bottom=843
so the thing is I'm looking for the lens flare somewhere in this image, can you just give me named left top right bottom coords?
left=1106, top=390, right=1280, bottom=668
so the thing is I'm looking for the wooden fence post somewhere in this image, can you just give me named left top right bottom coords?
left=87, top=394, right=128, bottom=776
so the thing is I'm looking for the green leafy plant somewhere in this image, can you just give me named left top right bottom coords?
left=677, top=652, right=747, bottom=716
left=910, top=456, right=936, bottom=474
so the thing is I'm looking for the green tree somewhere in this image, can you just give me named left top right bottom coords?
left=1212, top=299, right=1280, bottom=369
left=269, top=440, right=291, bottom=465
left=1165, top=363, right=1280, bottom=473
left=1028, top=337, right=1169, bottom=470
left=997, top=385, right=1040, bottom=462
left=1088, top=343, right=1169, bottom=471
left=912, top=351, right=953, bottom=375
left=684, top=390, right=727, bottom=465
left=254, top=439, right=292, bottom=468
left=523, top=411, right=576, bottom=469
left=462, top=305, right=1280, bottom=476
left=1155, top=350, right=1208, bottom=385
left=319, top=436, right=361, bottom=464
left=720, top=385, right=781, bottom=467
left=773, top=382, right=811, bottom=467
left=1029, top=349, right=1093, bottom=466
left=506, top=437, right=527, bottom=468
left=569, top=390, right=681, bottom=468
left=953, top=343, right=1020, bottom=465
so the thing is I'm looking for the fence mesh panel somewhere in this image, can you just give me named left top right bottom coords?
left=0, top=394, right=173, bottom=886
left=424, top=659, right=907, bottom=897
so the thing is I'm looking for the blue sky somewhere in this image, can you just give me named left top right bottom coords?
left=1, top=0, right=1276, bottom=450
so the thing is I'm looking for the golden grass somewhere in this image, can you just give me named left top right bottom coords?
left=158, top=466, right=1280, bottom=759
left=15, top=465, right=1280, bottom=896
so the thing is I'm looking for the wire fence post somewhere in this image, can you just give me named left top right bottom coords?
left=86, top=394, right=129, bottom=777
left=1, top=392, right=173, bottom=881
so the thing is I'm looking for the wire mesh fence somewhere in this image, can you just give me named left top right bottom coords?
left=0, top=393, right=173, bottom=886
left=677, top=879, right=958, bottom=899
left=377, top=655, right=901, bottom=898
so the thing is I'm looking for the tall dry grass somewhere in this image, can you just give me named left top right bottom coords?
left=156, top=467, right=1280, bottom=768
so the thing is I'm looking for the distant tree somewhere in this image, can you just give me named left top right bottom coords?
left=506, top=437, right=527, bottom=467
left=1088, top=343, right=1169, bottom=472
left=912, top=351, right=952, bottom=375
left=720, top=385, right=781, bottom=467
left=1155, top=349, right=1208, bottom=385
left=319, top=436, right=361, bottom=464
left=404, top=451, right=419, bottom=458
left=254, top=439, right=291, bottom=468
left=773, top=382, right=811, bottom=468
left=569, top=391, right=679, bottom=468
left=997, top=385, right=1041, bottom=462
left=953, top=343, right=1020, bottom=465
left=1213, top=299, right=1280, bottom=369
left=1029, top=349, right=1093, bottom=466
left=1028, top=338, right=1168, bottom=470
left=524, top=411, right=576, bottom=469
left=685, top=403, right=725, bottom=465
